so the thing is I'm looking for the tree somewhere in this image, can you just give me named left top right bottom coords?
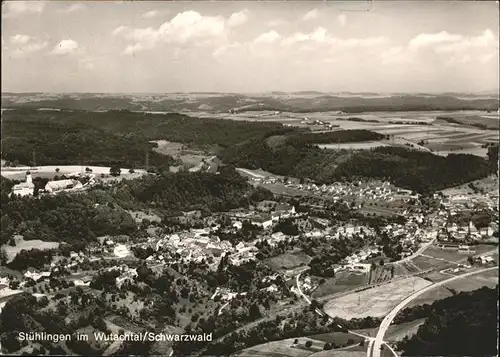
left=110, top=166, right=121, bottom=177
left=305, top=341, right=313, bottom=348
left=129, top=168, right=135, bottom=174
left=55, top=168, right=60, bottom=173
left=0, top=248, right=7, bottom=265
left=379, top=259, right=385, bottom=267
left=294, top=339, right=299, bottom=344
left=323, top=342, right=333, bottom=350
left=467, top=255, right=475, bottom=266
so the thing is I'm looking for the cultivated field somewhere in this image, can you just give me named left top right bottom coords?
left=317, top=142, right=388, bottom=150
left=233, top=337, right=323, bottom=357
left=265, top=252, right=312, bottom=270
left=233, top=332, right=365, bottom=357
left=2, top=236, right=60, bottom=263
left=423, top=244, right=496, bottom=263
left=323, top=277, right=432, bottom=319
left=312, top=271, right=368, bottom=298
left=353, top=318, right=426, bottom=342
left=151, top=140, right=210, bottom=167
left=411, top=255, right=449, bottom=271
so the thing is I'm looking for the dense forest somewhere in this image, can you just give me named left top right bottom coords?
left=220, top=137, right=496, bottom=194
left=397, top=286, right=498, bottom=356
left=1, top=109, right=298, bottom=166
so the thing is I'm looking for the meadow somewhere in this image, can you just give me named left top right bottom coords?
left=323, top=277, right=432, bottom=319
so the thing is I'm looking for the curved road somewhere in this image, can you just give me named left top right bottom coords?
left=369, top=266, right=498, bottom=357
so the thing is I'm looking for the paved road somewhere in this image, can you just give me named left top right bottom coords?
left=369, top=266, right=498, bottom=357
left=295, top=271, right=311, bottom=304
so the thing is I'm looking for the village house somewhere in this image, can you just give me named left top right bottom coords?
left=11, top=171, right=35, bottom=197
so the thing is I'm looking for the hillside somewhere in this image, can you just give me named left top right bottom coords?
left=397, top=286, right=498, bottom=356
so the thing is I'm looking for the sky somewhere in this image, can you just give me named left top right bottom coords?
left=1, top=1, right=499, bottom=93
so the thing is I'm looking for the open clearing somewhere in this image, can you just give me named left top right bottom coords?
left=323, top=277, right=432, bottom=319
left=312, top=271, right=368, bottom=298
left=317, top=142, right=388, bottom=150
left=423, top=244, right=496, bottom=263
left=233, top=337, right=323, bottom=357
left=407, top=269, right=498, bottom=308
left=233, top=333, right=365, bottom=357
left=2, top=236, right=60, bottom=263
left=411, top=255, right=448, bottom=271
left=354, top=318, right=426, bottom=341
left=265, top=252, right=312, bottom=270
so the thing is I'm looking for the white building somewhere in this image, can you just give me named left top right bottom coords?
left=11, top=171, right=35, bottom=197
left=45, top=179, right=83, bottom=193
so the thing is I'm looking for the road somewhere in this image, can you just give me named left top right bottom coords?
left=368, top=266, right=498, bottom=357
left=295, top=271, right=311, bottom=304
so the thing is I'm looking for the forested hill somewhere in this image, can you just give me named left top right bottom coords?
left=397, top=285, right=498, bottom=356
left=0, top=167, right=273, bottom=249
left=220, top=135, right=497, bottom=194
left=1, top=109, right=299, bottom=167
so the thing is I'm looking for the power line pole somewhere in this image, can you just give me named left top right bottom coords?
left=32, top=149, right=36, bottom=167
left=145, top=150, right=149, bottom=170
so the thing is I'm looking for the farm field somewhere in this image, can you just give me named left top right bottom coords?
left=265, top=252, right=312, bottom=271
left=150, top=140, right=211, bottom=167
left=260, top=183, right=309, bottom=197
left=233, top=337, right=323, bottom=357
left=2, top=236, right=60, bottom=263
left=323, top=277, right=432, bottom=319
left=312, top=271, right=368, bottom=298
left=317, top=141, right=388, bottom=150
left=353, top=318, right=426, bottom=341
left=423, top=244, right=496, bottom=263
left=233, top=333, right=365, bottom=357
left=444, top=268, right=498, bottom=292
left=411, top=255, right=448, bottom=271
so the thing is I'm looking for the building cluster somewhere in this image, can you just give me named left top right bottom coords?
left=10, top=171, right=96, bottom=197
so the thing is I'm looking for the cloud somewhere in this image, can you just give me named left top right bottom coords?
left=228, top=9, right=249, bottom=27
left=409, top=31, right=463, bottom=51
left=50, top=39, right=80, bottom=55
left=383, top=30, right=498, bottom=66
left=117, top=11, right=228, bottom=55
left=253, top=30, right=282, bottom=44
left=141, top=10, right=158, bottom=19
left=268, top=19, right=287, bottom=27
left=10, top=40, right=48, bottom=57
left=112, top=26, right=128, bottom=36
left=2, top=1, right=45, bottom=17
left=10, top=34, right=31, bottom=45
left=337, top=14, right=347, bottom=27
left=282, top=27, right=387, bottom=47
left=59, top=3, right=85, bottom=13
left=302, top=9, right=318, bottom=21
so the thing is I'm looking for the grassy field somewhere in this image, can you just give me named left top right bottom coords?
left=260, top=183, right=309, bottom=197
left=423, top=244, right=496, bottom=263
left=309, top=331, right=364, bottom=346
left=233, top=337, right=323, bottom=357
left=2, top=236, right=60, bottom=263
left=233, top=333, right=365, bottom=357
left=353, top=318, right=426, bottom=341
left=265, top=252, right=312, bottom=270
left=411, top=255, right=448, bottom=271
left=323, top=277, right=432, bottom=319
left=312, top=271, right=368, bottom=298
left=317, top=142, right=388, bottom=150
